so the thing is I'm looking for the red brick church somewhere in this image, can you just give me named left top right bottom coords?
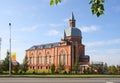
left=26, top=13, right=90, bottom=72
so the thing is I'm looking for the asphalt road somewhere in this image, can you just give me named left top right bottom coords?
left=0, top=78, right=120, bottom=83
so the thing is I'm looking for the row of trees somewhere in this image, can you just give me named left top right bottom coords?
left=83, top=63, right=120, bottom=74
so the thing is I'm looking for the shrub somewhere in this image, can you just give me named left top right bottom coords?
left=26, top=70, right=34, bottom=74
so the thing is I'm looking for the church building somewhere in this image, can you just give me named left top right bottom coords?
left=26, top=13, right=90, bottom=72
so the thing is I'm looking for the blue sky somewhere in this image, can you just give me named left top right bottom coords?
left=0, top=0, right=120, bottom=65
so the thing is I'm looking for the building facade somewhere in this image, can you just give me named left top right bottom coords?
left=26, top=13, right=90, bottom=71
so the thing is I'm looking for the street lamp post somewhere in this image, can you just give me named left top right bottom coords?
left=9, top=23, right=11, bottom=75
left=0, top=38, right=1, bottom=60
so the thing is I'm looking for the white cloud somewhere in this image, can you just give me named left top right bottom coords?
left=46, top=30, right=59, bottom=36
left=49, top=23, right=63, bottom=28
left=85, top=39, right=120, bottom=47
left=86, top=50, right=96, bottom=53
left=21, top=25, right=40, bottom=32
left=86, top=48, right=120, bottom=65
left=79, top=25, right=99, bottom=33
left=63, top=18, right=69, bottom=22
left=106, top=48, right=120, bottom=55
left=90, top=54, right=120, bottom=65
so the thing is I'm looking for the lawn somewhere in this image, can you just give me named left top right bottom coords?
left=0, top=74, right=120, bottom=78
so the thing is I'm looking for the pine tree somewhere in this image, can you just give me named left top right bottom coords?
left=50, top=64, right=55, bottom=73
left=1, top=51, right=10, bottom=71
left=73, top=55, right=79, bottom=74
left=103, top=63, right=108, bottom=73
left=22, top=56, right=28, bottom=73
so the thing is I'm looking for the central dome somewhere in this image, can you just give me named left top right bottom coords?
left=62, top=12, right=82, bottom=40
left=65, top=27, right=82, bottom=37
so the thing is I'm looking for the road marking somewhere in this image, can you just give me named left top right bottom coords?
left=106, top=82, right=114, bottom=83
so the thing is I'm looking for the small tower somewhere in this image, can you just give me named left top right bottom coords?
left=69, top=12, right=76, bottom=27
left=63, top=30, right=67, bottom=41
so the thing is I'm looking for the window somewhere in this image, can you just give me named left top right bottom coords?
left=49, top=56, right=53, bottom=64
left=39, top=56, right=42, bottom=64
left=41, top=66, right=42, bottom=69
left=38, top=66, right=42, bottom=69
left=32, top=56, right=34, bottom=64
left=59, top=55, right=62, bottom=64
left=45, top=56, right=48, bottom=64
left=59, top=49, right=67, bottom=66
left=49, top=56, right=51, bottom=64
left=51, top=57, right=53, bottom=64
left=37, top=56, right=39, bottom=64
left=47, top=56, right=49, bottom=64
left=30, top=57, right=32, bottom=64
left=46, top=66, right=48, bottom=69
left=63, top=55, right=67, bottom=65
left=63, top=55, right=65, bottom=65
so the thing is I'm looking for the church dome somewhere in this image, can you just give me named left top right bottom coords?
left=62, top=12, right=82, bottom=40
left=65, top=27, right=82, bottom=37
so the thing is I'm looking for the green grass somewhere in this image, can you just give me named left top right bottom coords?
left=0, top=74, right=120, bottom=78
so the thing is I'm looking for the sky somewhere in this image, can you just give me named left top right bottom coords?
left=0, top=0, right=120, bottom=65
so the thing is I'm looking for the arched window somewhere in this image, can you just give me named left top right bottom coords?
left=47, top=56, right=49, bottom=64
left=39, top=56, right=42, bottom=64
left=30, top=53, right=34, bottom=64
left=45, top=56, right=47, bottom=64
left=37, top=52, right=42, bottom=64
left=49, top=56, right=51, bottom=64
left=63, top=54, right=67, bottom=65
left=30, top=57, right=32, bottom=64
left=37, top=56, right=39, bottom=64
left=59, top=54, right=62, bottom=64
left=59, top=50, right=67, bottom=65
left=32, top=56, right=34, bottom=64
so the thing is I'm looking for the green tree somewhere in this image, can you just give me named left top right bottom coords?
left=57, top=62, right=64, bottom=73
left=103, top=63, right=108, bottom=73
left=50, top=0, right=62, bottom=5
left=50, top=64, right=55, bottom=73
left=89, top=0, right=104, bottom=17
left=0, top=66, right=3, bottom=74
left=117, top=65, right=120, bottom=74
left=50, top=0, right=105, bottom=17
left=13, top=65, right=20, bottom=74
left=86, top=67, right=90, bottom=74
left=21, top=56, right=28, bottom=73
left=73, top=55, right=79, bottom=74
left=1, top=51, right=10, bottom=71
left=89, top=64, right=95, bottom=74
left=108, top=65, right=118, bottom=74
left=83, top=68, right=87, bottom=74
left=96, top=66, right=103, bottom=74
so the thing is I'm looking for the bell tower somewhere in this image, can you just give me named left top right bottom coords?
left=69, top=12, right=76, bottom=28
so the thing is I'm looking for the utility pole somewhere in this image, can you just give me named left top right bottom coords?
left=9, top=23, right=11, bottom=75
left=0, top=38, right=1, bottom=60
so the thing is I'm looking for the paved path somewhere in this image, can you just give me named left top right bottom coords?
left=0, top=78, right=120, bottom=83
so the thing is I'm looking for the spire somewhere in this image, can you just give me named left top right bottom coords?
left=70, top=12, right=75, bottom=20
left=63, top=30, right=66, bottom=40
left=61, top=30, right=67, bottom=41
left=69, top=12, right=76, bottom=28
